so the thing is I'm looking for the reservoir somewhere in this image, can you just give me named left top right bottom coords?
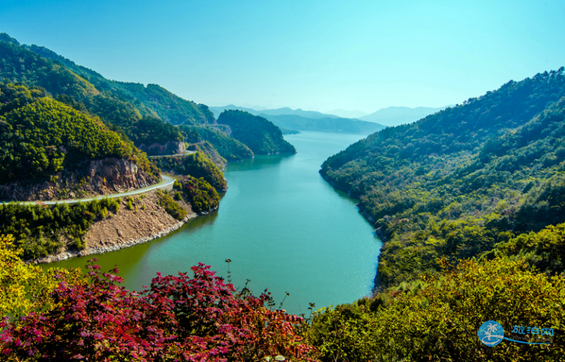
left=45, top=131, right=382, bottom=315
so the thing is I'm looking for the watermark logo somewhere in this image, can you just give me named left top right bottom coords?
left=478, top=321, right=504, bottom=347
left=478, top=320, right=554, bottom=347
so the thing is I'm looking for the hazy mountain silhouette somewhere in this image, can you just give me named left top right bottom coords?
left=360, top=106, right=447, bottom=126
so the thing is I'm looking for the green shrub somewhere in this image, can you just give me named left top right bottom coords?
left=156, top=190, right=187, bottom=220
left=174, top=176, right=219, bottom=213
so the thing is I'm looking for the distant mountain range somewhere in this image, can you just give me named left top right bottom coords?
left=210, top=105, right=340, bottom=120
left=327, top=109, right=367, bottom=119
left=210, top=105, right=446, bottom=134
left=360, top=106, right=447, bottom=126
left=210, top=106, right=383, bottom=134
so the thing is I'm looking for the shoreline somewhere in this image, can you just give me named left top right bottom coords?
left=28, top=208, right=218, bottom=265
left=27, top=212, right=200, bottom=264
left=320, top=172, right=387, bottom=293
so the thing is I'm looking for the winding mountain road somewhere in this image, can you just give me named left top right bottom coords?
left=1, top=175, right=175, bottom=205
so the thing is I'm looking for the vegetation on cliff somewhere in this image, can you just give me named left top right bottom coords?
left=156, top=189, right=188, bottom=220
left=186, top=141, right=228, bottom=170
left=174, top=176, right=220, bottom=213
left=0, top=33, right=296, bottom=175
left=152, top=152, right=227, bottom=191
left=0, top=83, right=159, bottom=185
left=302, top=69, right=565, bottom=360
left=179, top=125, right=254, bottom=161
left=116, top=82, right=215, bottom=125
left=217, top=110, right=296, bottom=155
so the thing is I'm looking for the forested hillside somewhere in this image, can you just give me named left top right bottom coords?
left=179, top=125, right=254, bottom=161
left=0, top=83, right=159, bottom=197
left=0, top=33, right=292, bottom=164
left=217, top=110, right=296, bottom=154
left=321, top=68, right=565, bottom=289
left=151, top=152, right=228, bottom=191
left=6, top=34, right=214, bottom=126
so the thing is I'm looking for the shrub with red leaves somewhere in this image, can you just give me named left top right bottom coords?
left=0, top=260, right=318, bottom=361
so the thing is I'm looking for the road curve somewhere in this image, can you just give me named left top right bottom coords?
left=0, top=175, right=176, bottom=205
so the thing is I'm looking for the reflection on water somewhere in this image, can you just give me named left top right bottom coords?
left=45, top=132, right=382, bottom=315
left=225, top=153, right=294, bottom=172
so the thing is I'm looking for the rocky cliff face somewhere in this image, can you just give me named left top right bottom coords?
left=0, top=158, right=159, bottom=201
left=137, top=141, right=185, bottom=156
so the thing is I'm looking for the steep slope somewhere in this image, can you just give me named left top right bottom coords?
left=129, top=116, right=185, bottom=155
left=151, top=151, right=228, bottom=192
left=116, top=82, right=215, bottom=125
left=14, top=36, right=214, bottom=126
left=179, top=125, right=254, bottom=161
left=216, top=110, right=296, bottom=154
left=1, top=33, right=290, bottom=166
left=0, top=83, right=159, bottom=201
left=321, top=68, right=565, bottom=288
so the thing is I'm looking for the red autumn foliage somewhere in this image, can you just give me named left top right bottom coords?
left=0, top=260, right=318, bottom=361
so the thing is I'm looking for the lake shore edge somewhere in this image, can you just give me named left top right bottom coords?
left=27, top=214, right=198, bottom=264
left=26, top=190, right=217, bottom=265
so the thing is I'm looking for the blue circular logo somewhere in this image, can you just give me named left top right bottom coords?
left=478, top=321, right=504, bottom=347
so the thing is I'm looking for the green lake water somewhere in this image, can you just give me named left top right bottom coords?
left=44, top=131, right=382, bottom=315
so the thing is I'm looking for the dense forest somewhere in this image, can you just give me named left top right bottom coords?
left=1, top=32, right=214, bottom=126
left=151, top=151, right=228, bottom=191
left=129, top=116, right=184, bottom=147
left=321, top=68, right=565, bottom=288
left=217, top=110, right=296, bottom=154
left=0, top=83, right=158, bottom=185
left=186, top=141, right=228, bottom=170
left=0, top=34, right=240, bottom=264
left=173, top=175, right=220, bottom=214
left=0, top=32, right=291, bottom=166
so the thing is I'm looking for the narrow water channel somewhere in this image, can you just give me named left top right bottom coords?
left=45, top=131, right=382, bottom=315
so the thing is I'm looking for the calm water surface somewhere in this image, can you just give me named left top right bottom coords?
left=45, top=132, right=382, bottom=315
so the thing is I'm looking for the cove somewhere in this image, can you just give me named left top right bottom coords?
left=44, top=131, right=382, bottom=315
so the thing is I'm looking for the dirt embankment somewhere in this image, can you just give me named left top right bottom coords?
left=31, top=191, right=199, bottom=264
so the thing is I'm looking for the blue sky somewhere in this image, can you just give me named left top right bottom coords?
left=1, top=0, right=564, bottom=114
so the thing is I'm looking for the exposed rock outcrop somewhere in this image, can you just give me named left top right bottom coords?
left=0, top=157, right=159, bottom=201
left=137, top=141, right=186, bottom=156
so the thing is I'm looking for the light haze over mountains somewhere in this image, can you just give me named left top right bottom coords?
left=210, top=105, right=445, bottom=132
left=359, top=106, right=447, bottom=127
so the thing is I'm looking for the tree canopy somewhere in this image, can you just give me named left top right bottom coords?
left=321, top=68, right=565, bottom=289
left=217, top=110, right=296, bottom=155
